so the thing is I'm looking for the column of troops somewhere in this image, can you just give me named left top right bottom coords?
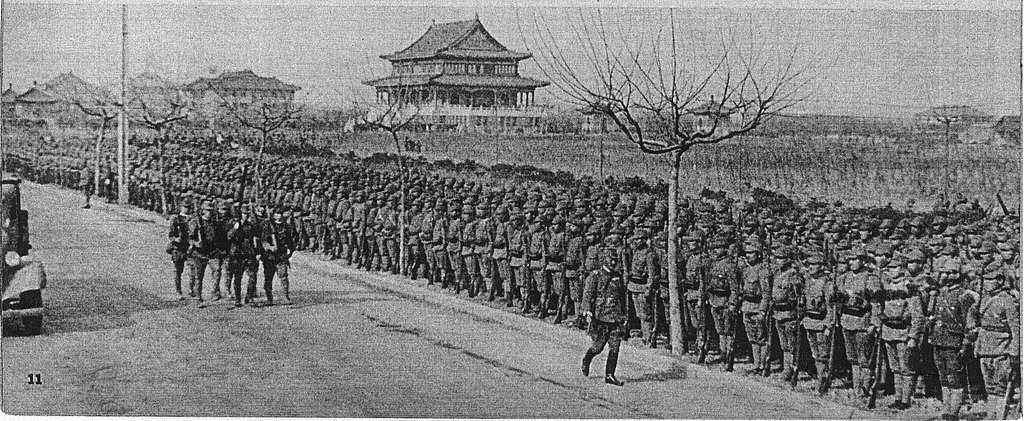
left=4, top=132, right=1021, bottom=420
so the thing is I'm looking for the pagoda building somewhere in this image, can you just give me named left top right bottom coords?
left=364, top=16, right=549, bottom=132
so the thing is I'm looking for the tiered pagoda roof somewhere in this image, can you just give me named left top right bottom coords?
left=381, top=18, right=531, bottom=61
left=184, top=69, right=301, bottom=93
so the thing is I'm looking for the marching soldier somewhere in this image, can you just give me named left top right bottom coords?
left=474, top=204, right=494, bottom=298
left=188, top=201, right=218, bottom=307
left=460, top=204, right=481, bottom=296
left=261, top=208, right=296, bottom=306
left=448, top=204, right=467, bottom=293
left=740, top=240, right=773, bottom=375
left=167, top=200, right=192, bottom=300
left=527, top=214, right=548, bottom=316
left=509, top=213, right=529, bottom=310
left=227, top=205, right=259, bottom=307
left=683, top=234, right=708, bottom=355
left=564, top=219, right=587, bottom=327
left=210, top=201, right=233, bottom=300
left=580, top=226, right=629, bottom=386
left=431, top=200, right=451, bottom=288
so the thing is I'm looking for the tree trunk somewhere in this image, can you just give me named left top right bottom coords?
left=667, top=149, right=684, bottom=355
left=158, top=130, right=168, bottom=216
left=255, top=131, right=268, bottom=208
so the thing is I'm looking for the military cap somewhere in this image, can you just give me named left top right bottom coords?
left=910, top=216, right=926, bottom=227
left=495, top=206, right=509, bottom=215
left=772, top=246, right=791, bottom=258
left=876, top=243, right=894, bottom=255
left=938, top=259, right=961, bottom=274
left=201, top=201, right=215, bottom=211
left=586, top=224, right=602, bottom=236
left=710, top=238, right=729, bottom=249
left=998, top=241, right=1015, bottom=252
left=607, top=225, right=625, bottom=236
left=982, top=263, right=1005, bottom=279
left=878, top=219, right=894, bottom=230
left=680, top=234, right=700, bottom=242
left=980, top=241, right=997, bottom=253
left=886, top=257, right=904, bottom=268
left=743, top=242, right=761, bottom=253
left=552, top=215, right=565, bottom=226
left=806, top=254, right=825, bottom=265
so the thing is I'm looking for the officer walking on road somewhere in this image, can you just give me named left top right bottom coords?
left=581, top=226, right=629, bottom=386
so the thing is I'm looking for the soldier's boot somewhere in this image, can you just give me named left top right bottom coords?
left=537, top=293, right=550, bottom=319
left=748, top=346, right=763, bottom=374
left=265, top=290, right=274, bottom=306
left=941, top=387, right=964, bottom=421
left=889, top=375, right=908, bottom=409
left=605, top=352, right=624, bottom=386
left=487, top=282, right=497, bottom=301
left=520, top=287, right=532, bottom=313
left=554, top=296, right=569, bottom=324
left=813, top=360, right=827, bottom=385
left=903, top=375, right=918, bottom=407
left=781, top=352, right=795, bottom=381
left=582, top=349, right=598, bottom=377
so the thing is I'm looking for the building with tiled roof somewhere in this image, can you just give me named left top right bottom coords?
left=2, top=84, right=17, bottom=116
left=43, top=71, right=109, bottom=103
left=13, top=82, right=63, bottom=119
left=364, top=16, right=549, bottom=132
left=184, top=69, right=301, bottom=104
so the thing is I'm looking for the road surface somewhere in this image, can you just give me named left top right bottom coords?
left=3, top=181, right=873, bottom=418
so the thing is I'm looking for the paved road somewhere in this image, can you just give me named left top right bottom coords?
left=3, top=182, right=871, bottom=418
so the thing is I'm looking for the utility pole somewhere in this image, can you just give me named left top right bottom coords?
left=117, top=4, right=129, bottom=204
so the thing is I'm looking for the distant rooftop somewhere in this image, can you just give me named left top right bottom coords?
left=382, top=18, right=531, bottom=61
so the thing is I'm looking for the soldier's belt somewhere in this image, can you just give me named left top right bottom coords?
left=883, top=319, right=910, bottom=329
left=708, top=288, right=730, bottom=297
left=981, top=325, right=1011, bottom=333
left=842, top=306, right=869, bottom=316
left=564, top=263, right=580, bottom=270
left=773, top=302, right=794, bottom=311
left=683, top=282, right=700, bottom=290
left=528, top=253, right=542, bottom=260
left=546, top=256, right=564, bottom=263
left=742, top=294, right=762, bottom=303
left=509, top=252, right=523, bottom=258
left=629, top=276, right=648, bottom=283
left=805, top=310, right=827, bottom=320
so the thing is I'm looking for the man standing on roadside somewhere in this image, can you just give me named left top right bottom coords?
left=188, top=201, right=218, bottom=307
left=227, top=205, right=259, bottom=307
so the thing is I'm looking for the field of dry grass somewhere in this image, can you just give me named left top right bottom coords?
left=335, top=131, right=1022, bottom=210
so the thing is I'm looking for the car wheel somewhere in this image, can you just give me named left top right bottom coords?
left=22, top=315, right=42, bottom=335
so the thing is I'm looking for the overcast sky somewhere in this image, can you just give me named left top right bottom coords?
left=2, top=1, right=1020, bottom=117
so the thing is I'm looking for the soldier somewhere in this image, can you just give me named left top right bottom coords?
left=210, top=201, right=233, bottom=301
left=406, top=200, right=427, bottom=280
left=740, top=241, right=773, bottom=375
left=448, top=205, right=467, bottom=293
left=683, top=234, right=707, bottom=355
left=527, top=214, right=548, bottom=316
left=188, top=201, right=218, bottom=307
left=474, top=204, right=494, bottom=298
left=836, top=247, right=883, bottom=396
left=430, top=200, right=450, bottom=287
left=419, top=200, right=439, bottom=284
left=490, top=206, right=512, bottom=303
left=580, top=227, right=629, bottom=386
left=546, top=216, right=568, bottom=322
left=167, top=200, right=192, bottom=300
left=879, top=257, right=925, bottom=410
left=460, top=204, right=481, bottom=296
left=348, top=191, right=367, bottom=268
left=227, top=205, right=259, bottom=307
left=564, top=219, right=587, bottom=327
left=626, top=228, right=657, bottom=346
left=927, top=260, right=979, bottom=420
left=770, top=246, right=803, bottom=381
left=79, top=165, right=93, bottom=209
left=509, top=213, right=529, bottom=310
left=261, top=208, right=296, bottom=306
left=801, top=253, right=838, bottom=388
left=378, top=197, right=399, bottom=274
left=974, top=266, right=1021, bottom=419
left=706, top=237, right=741, bottom=367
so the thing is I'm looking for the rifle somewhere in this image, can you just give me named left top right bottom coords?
left=867, top=329, right=885, bottom=409
left=791, top=283, right=804, bottom=389
left=819, top=300, right=843, bottom=395
left=997, top=193, right=1011, bottom=216
left=1002, top=358, right=1020, bottom=420
left=697, top=242, right=712, bottom=364
left=725, top=304, right=741, bottom=372
left=819, top=252, right=843, bottom=395
left=762, top=228, right=775, bottom=377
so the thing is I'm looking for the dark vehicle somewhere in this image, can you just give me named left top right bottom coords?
left=1, top=177, right=46, bottom=335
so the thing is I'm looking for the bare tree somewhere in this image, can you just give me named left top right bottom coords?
left=130, top=91, right=190, bottom=216
left=73, top=95, right=118, bottom=198
left=527, top=9, right=813, bottom=355
left=215, top=89, right=303, bottom=206
left=354, top=80, right=423, bottom=272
